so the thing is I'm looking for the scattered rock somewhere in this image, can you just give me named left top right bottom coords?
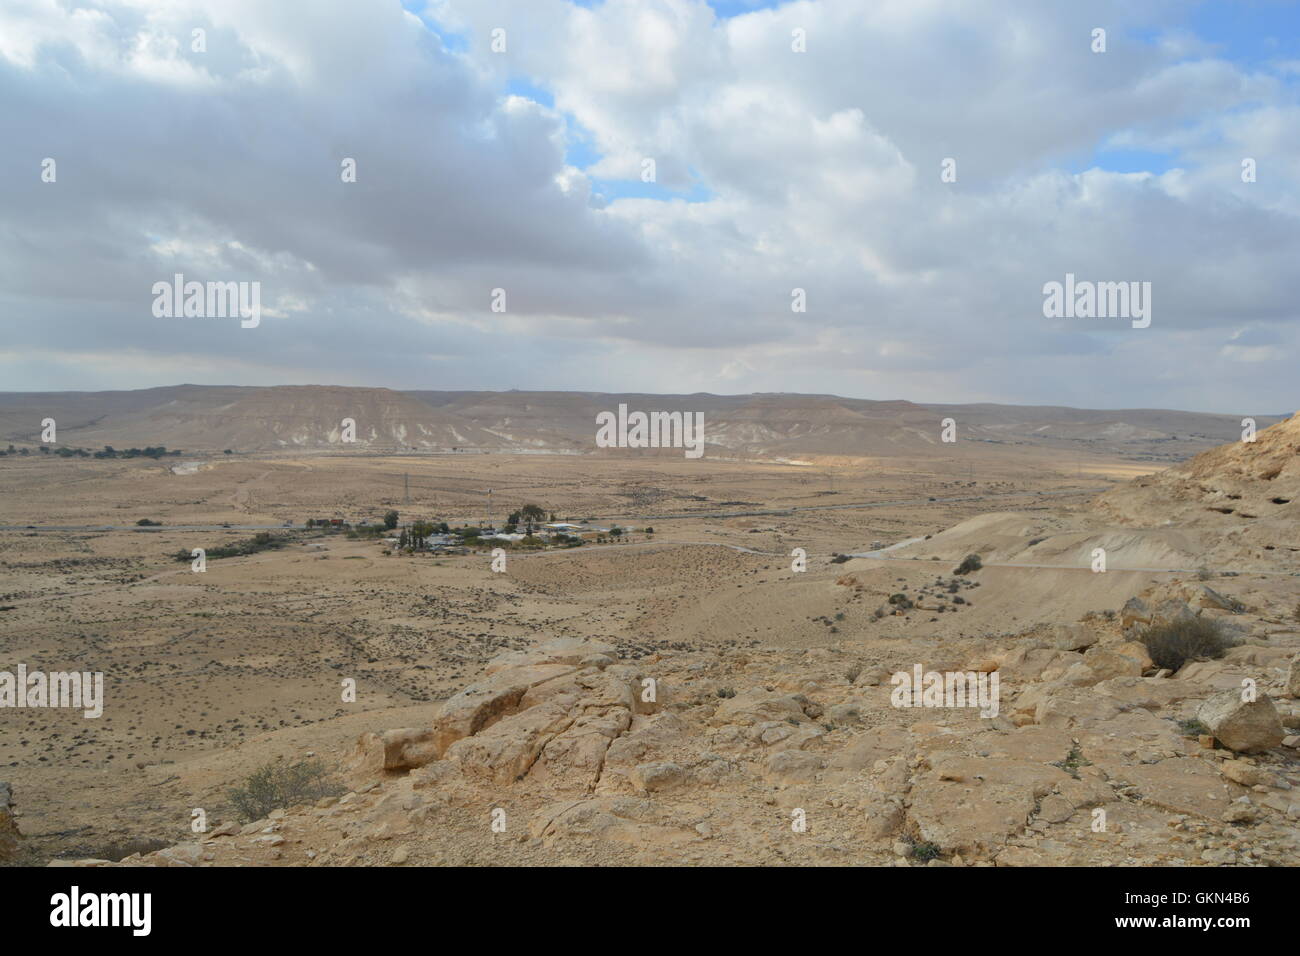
left=1197, top=691, right=1285, bottom=753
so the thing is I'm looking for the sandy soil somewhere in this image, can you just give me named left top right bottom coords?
left=0, top=440, right=1290, bottom=866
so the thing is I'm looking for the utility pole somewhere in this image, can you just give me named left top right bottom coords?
left=404, top=473, right=410, bottom=505
left=487, top=488, right=492, bottom=528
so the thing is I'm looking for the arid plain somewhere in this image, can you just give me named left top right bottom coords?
left=2, top=388, right=1298, bottom=867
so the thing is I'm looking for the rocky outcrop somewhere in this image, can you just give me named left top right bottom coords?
left=77, top=581, right=1300, bottom=869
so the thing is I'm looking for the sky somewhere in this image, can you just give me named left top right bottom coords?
left=2, top=0, right=1299, bottom=413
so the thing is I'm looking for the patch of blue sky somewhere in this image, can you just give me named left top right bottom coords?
left=705, top=0, right=789, bottom=17
left=1187, top=0, right=1300, bottom=69
left=1066, top=146, right=1178, bottom=176
left=505, top=77, right=554, bottom=109
left=401, top=0, right=470, bottom=53
left=564, top=134, right=601, bottom=170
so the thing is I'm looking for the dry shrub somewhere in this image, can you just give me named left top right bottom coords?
left=228, top=757, right=343, bottom=822
left=1137, top=616, right=1236, bottom=671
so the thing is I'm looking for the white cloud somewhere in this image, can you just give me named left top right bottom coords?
left=0, top=0, right=1297, bottom=413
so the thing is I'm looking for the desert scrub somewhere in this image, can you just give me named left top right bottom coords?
left=174, top=532, right=289, bottom=562
left=954, top=554, right=983, bottom=575
left=1177, top=717, right=1210, bottom=737
left=1137, top=616, right=1236, bottom=671
left=910, top=841, right=942, bottom=862
left=1052, top=743, right=1091, bottom=779
left=228, top=757, right=343, bottom=822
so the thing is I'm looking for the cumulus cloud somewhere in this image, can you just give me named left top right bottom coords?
left=0, top=0, right=1297, bottom=412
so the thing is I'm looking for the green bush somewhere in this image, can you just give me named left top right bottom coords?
left=954, top=554, right=982, bottom=575
left=1138, top=616, right=1236, bottom=672
left=910, top=841, right=941, bottom=862
left=227, top=758, right=342, bottom=822
left=173, top=532, right=288, bottom=562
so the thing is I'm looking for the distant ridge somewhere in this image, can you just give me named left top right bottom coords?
left=0, top=385, right=1283, bottom=459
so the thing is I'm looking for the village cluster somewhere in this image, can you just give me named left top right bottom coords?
left=302, top=509, right=651, bottom=555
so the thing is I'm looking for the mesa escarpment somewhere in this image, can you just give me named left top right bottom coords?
left=0, top=385, right=1280, bottom=462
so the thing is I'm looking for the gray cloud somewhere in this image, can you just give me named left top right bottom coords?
left=0, top=0, right=1296, bottom=414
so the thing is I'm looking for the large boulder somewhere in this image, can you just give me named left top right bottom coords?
left=1044, top=623, right=1100, bottom=652
left=1122, top=590, right=1197, bottom=639
left=352, top=727, right=441, bottom=775
left=1197, top=690, right=1284, bottom=753
left=1062, top=642, right=1152, bottom=685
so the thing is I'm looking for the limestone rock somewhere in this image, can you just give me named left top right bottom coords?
left=1197, top=691, right=1284, bottom=753
left=630, top=762, right=687, bottom=793
left=353, top=727, right=441, bottom=775
left=763, top=750, right=825, bottom=785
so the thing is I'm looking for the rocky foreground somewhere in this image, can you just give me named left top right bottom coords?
left=39, top=576, right=1300, bottom=867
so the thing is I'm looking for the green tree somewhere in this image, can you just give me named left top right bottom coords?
left=384, top=510, right=399, bottom=530
left=520, top=504, right=546, bottom=533
left=410, top=520, right=436, bottom=549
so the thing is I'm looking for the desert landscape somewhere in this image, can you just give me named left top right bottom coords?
left=5, top=0, right=1299, bottom=915
left=2, top=386, right=1297, bottom=868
